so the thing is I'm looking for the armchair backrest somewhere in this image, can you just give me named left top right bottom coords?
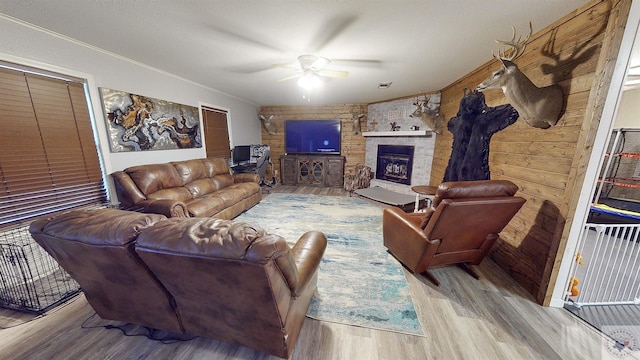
left=420, top=180, right=525, bottom=252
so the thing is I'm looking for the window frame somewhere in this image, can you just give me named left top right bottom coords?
left=0, top=61, right=108, bottom=228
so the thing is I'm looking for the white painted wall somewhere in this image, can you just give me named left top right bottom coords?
left=0, top=15, right=261, bottom=200
left=615, top=88, right=640, bottom=129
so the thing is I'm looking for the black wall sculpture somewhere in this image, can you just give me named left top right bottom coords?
left=443, top=89, right=519, bottom=182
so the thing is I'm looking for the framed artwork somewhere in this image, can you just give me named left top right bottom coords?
left=100, top=87, right=201, bottom=152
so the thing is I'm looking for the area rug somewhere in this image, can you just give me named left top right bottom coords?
left=235, top=193, right=424, bottom=336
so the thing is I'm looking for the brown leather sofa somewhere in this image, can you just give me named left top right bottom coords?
left=29, top=208, right=327, bottom=359
left=111, top=157, right=262, bottom=219
left=383, top=180, right=525, bottom=286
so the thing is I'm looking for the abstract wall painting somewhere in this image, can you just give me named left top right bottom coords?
left=100, top=88, right=201, bottom=152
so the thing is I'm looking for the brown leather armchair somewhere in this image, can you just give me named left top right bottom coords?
left=383, top=180, right=525, bottom=286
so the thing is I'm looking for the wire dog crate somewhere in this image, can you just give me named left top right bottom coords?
left=0, top=222, right=81, bottom=313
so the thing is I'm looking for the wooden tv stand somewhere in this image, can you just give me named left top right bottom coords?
left=280, top=154, right=344, bottom=187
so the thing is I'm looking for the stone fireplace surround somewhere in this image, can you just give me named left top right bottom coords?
left=364, top=134, right=435, bottom=196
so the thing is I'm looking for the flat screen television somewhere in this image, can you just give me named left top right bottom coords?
left=232, top=145, right=251, bottom=164
left=285, top=120, right=341, bottom=155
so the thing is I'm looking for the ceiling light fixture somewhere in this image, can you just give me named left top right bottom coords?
left=298, top=70, right=323, bottom=90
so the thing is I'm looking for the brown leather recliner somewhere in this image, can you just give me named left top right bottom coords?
left=29, top=208, right=327, bottom=359
left=28, top=209, right=183, bottom=333
left=135, top=217, right=326, bottom=359
left=383, top=180, right=525, bottom=286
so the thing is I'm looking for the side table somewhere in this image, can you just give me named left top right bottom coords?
left=411, top=185, right=438, bottom=212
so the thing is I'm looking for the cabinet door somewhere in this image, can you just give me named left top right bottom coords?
left=297, top=158, right=325, bottom=185
left=280, top=156, right=297, bottom=184
left=297, top=159, right=311, bottom=184
left=326, top=157, right=344, bottom=187
left=310, top=159, right=325, bottom=185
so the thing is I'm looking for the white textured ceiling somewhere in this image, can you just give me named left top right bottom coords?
left=0, top=0, right=592, bottom=105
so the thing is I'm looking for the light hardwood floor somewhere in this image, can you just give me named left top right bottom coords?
left=0, top=185, right=624, bottom=359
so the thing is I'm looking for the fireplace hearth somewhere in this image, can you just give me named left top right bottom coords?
left=376, top=145, right=414, bottom=185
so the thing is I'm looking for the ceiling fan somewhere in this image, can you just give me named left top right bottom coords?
left=274, top=55, right=349, bottom=89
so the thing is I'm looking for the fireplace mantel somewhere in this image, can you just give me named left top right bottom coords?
left=362, top=130, right=431, bottom=137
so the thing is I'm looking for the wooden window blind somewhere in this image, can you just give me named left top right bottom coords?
left=0, top=66, right=107, bottom=227
left=201, top=106, right=231, bottom=159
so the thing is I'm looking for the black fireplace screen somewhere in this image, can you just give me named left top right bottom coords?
left=376, top=145, right=415, bottom=185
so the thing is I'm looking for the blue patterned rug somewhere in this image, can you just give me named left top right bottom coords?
left=235, top=193, right=424, bottom=336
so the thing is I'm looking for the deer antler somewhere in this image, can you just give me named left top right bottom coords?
left=494, top=22, right=532, bottom=61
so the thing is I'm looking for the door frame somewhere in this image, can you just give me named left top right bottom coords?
left=549, top=0, right=640, bottom=307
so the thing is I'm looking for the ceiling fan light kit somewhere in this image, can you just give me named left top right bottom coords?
left=276, top=54, right=350, bottom=98
left=298, top=54, right=331, bottom=71
left=298, top=70, right=323, bottom=90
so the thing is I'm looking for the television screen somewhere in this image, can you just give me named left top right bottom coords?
left=232, top=145, right=251, bottom=164
left=285, top=120, right=341, bottom=155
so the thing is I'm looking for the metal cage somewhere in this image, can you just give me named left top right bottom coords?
left=0, top=222, right=80, bottom=313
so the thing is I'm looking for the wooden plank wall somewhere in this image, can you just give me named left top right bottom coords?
left=431, top=0, right=627, bottom=304
left=258, top=104, right=368, bottom=179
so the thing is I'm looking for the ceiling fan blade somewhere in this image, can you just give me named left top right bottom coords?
left=206, top=24, right=285, bottom=53
left=307, top=15, right=357, bottom=52
left=272, top=64, right=299, bottom=71
left=277, top=74, right=302, bottom=82
left=317, top=69, right=349, bottom=78
left=332, top=58, right=384, bottom=68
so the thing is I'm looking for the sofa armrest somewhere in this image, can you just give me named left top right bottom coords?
left=111, top=171, right=147, bottom=208
left=288, top=231, right=327, bottom=296
left=137, top=199, right=189, bottom=218
left=233, top=173, right=260, bottom=183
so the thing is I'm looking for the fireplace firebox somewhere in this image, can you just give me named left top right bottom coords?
left=376, top=145, right=415, bottom=185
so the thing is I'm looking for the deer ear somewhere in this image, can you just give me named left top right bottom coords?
left=500, top=59, right=516, bottom=69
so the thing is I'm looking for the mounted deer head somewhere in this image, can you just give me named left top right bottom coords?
left=475, top=22, right=563, bottom=129
left=258, top=114, right=277, bottom=135
left=352, top=113, right=365, bottom=135
left=410, top=94, right=444, bottom=134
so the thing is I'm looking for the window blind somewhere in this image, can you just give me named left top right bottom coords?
left=0, top=66, right=107, bottom=227
left=201, top=106, right=231, bottom=159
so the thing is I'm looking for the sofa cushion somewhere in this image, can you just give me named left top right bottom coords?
left=146, top=187, right=193, bottom=202
left=225, top=182, right=262, bottom=198
left=172, top=159, right=208, bottom=184
left=29, top=208, right=166, bottom=246
left=184, top=196, right=228, bottom=217
left=184, top=178, right=220, bottom=198
left=126, top=163, right=184, bottom=195
left=208, top=187, right=248, bottom=206
left=135, top=217, right=276, bottom=259
left=202, top=157, right=231, bottom=177
left=211, top=173, right=235, bottom=189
